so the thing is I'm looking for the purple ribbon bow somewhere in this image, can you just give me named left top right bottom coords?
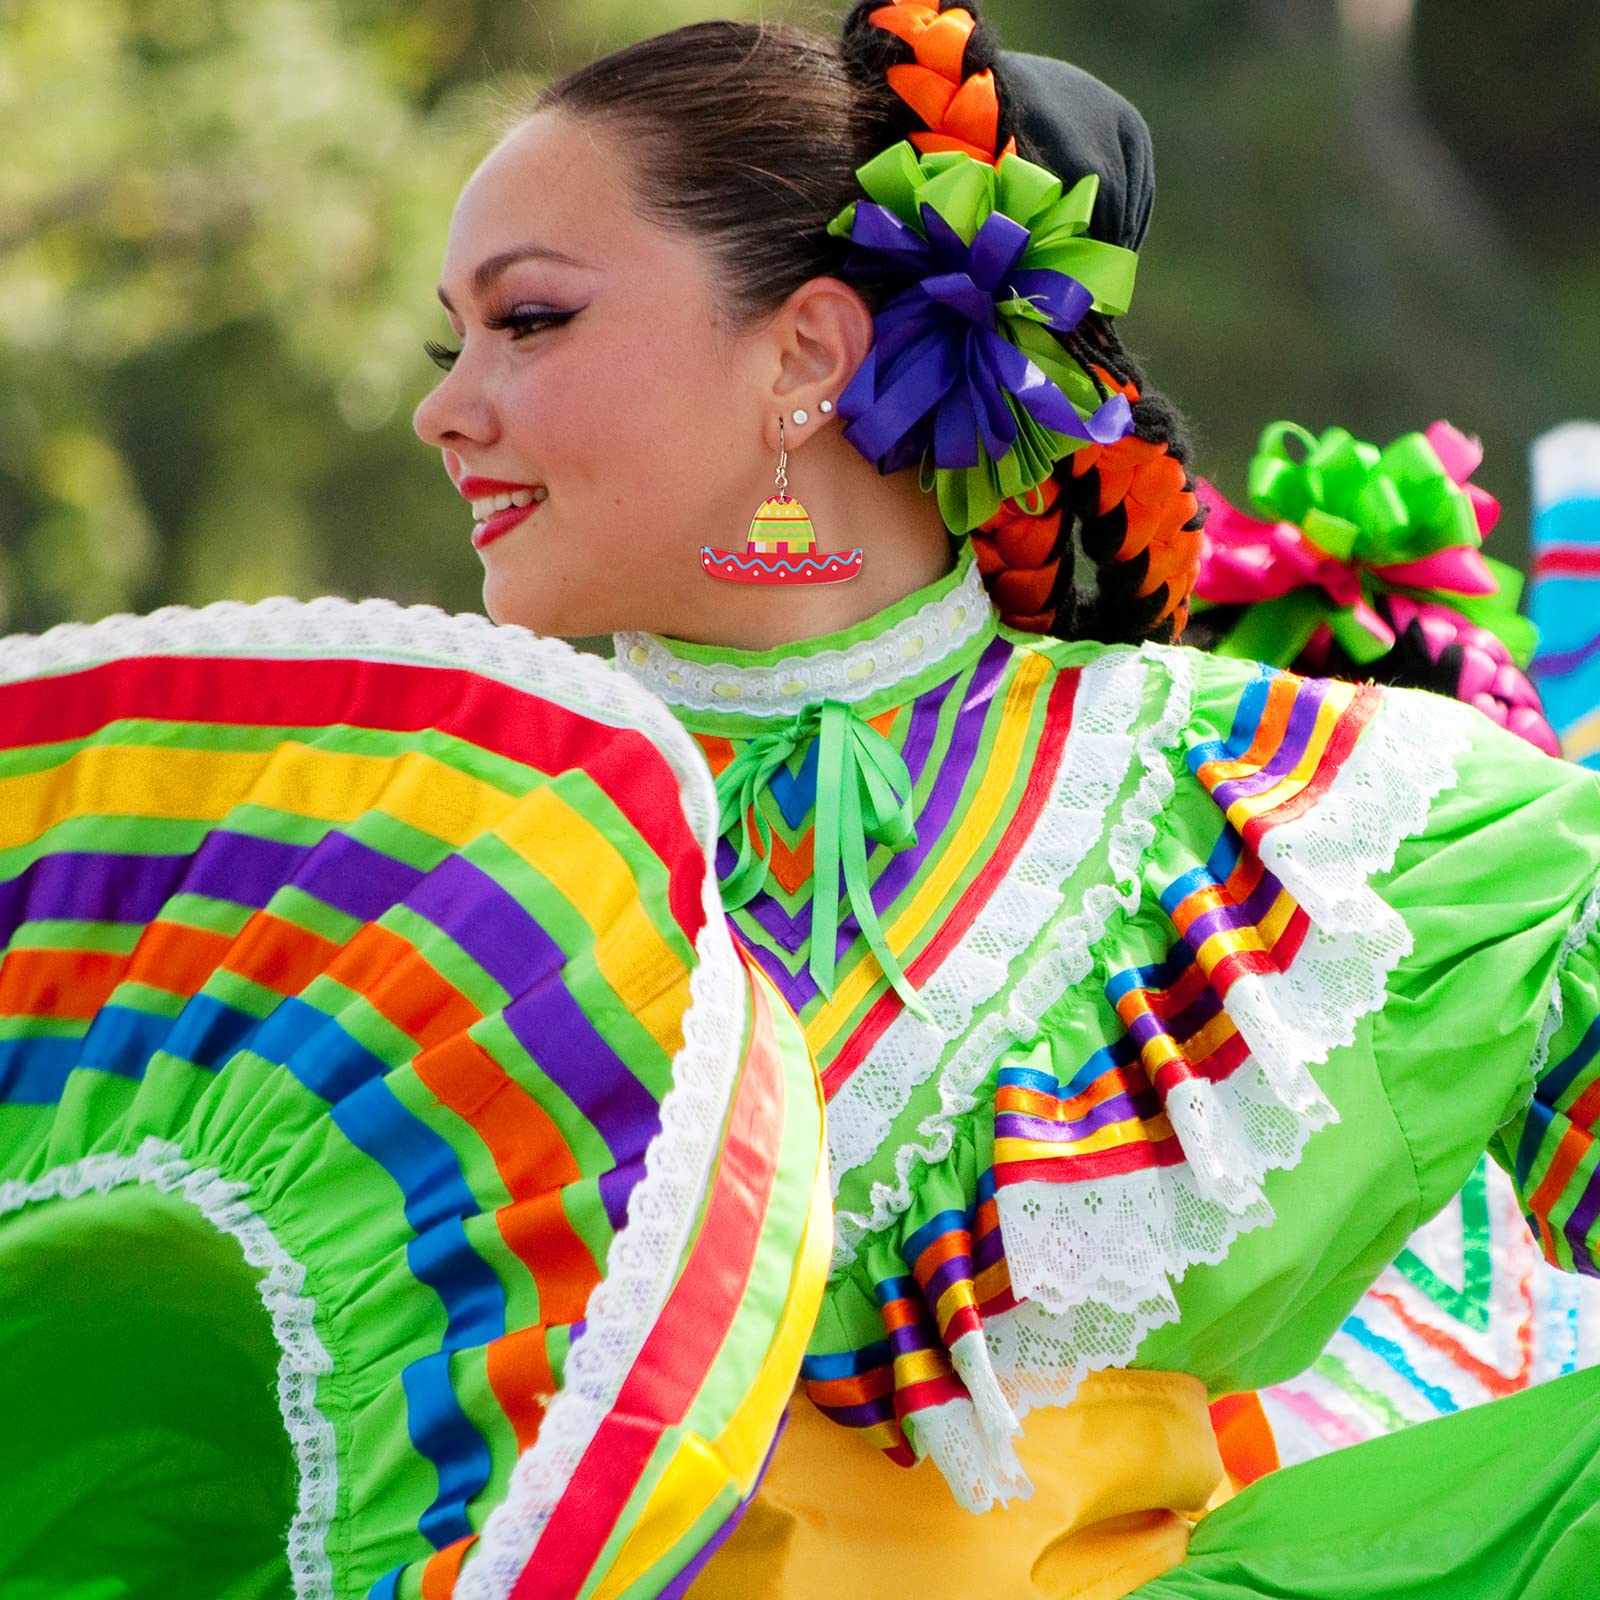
left=837, top=202, right=1130, bottom=474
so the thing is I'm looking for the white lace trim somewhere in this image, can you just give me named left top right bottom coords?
left=827, top=647, right=1170, bottom=1268
left=1526, top=876, right=1600, bottom=1097
left=900, top=669, right=1467, bottom=1509
left=0, top=1137, right=338, bottom=1599
left=457, top=865, right=747, bottom=1598
left=0, top=596, right=722, bottom=856
left=612, top=555, right=993, bottom=717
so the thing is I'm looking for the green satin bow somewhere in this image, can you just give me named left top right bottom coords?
left=1249, top=423, right=1479, bottom=569
left=714, top=701, right=930, bottom=1022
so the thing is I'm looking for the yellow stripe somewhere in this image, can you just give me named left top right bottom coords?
left=803, top=653, right=1050, bottom=1050
left=1219, top=689, right=1354, bottom=829
left=1563, top=707, right=1600, bottom=762
left=0, top=743, right=514, bottom=851
left=592, top=1023, right=831, bottom=1600
left=994, top=1112, right=1176, bottom=1164
left=493, top=787, right=691, bottom=1058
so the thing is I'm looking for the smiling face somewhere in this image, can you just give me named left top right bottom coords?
left=413, top=111, right=778, bottom=636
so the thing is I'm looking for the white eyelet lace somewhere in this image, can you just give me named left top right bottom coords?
left=612, top=557, right=993, bottom=717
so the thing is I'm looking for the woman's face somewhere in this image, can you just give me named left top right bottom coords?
left=414, top=111, right=771, bottom=636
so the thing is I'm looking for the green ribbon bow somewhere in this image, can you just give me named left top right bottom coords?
left=714, top=701, right=930, bottom=1022
left=828, top=141, right=1140, bottom=533
left=1239, top=422, right=1534, bottom=666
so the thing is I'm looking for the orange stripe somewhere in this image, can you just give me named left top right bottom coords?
left=220, top=911, right=342, bottom=996
left=0, top=947, right=129, bottom=1018
left=1529, top=1123, right=1593, bottom=1234
left=323, top=922, right=482, bottom=1048
left=1196, top=676, right=1299, bottom=788
left=1565, top=1077, right=1600, bottom=1132
left=484, top=1325, right=556, bottom=1453
left=126, top=920, right=234, bottom=998
left=420, top=1534, right=476, bottom=1600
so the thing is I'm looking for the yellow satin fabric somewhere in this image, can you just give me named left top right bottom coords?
left=694, top=1369, right=1229, bottom=1600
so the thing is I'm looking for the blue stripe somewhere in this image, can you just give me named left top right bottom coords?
left=333, top=1076, right=506, bottom=1550
left=1186, top=666, right=1277, bottom=777
left=1341, top=1313, right=1459, bottom=1414
left=0, top=1035, right=86, bottom=1104
left=1533, top=496, right=1600, bottom=547
left=1516, top=1095, right=1557, bottom=1188
left=366, top=1570, right=401, bottom=1600
left=902, top=1207, right=970, bottom=1262
left=1539, top=1013, right=1600, bottom=1110
left=801, top=1338, right=895, bottom=1381
left=253, top=996, right=392, bottom=1103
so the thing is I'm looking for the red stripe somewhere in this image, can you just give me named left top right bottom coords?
left=0, top=655, right=706, bottom=942
left=820, top=669, right=1080, bottom=1099
left=1536, top=547, right=1600, bottom=577
left=1240, top=686, right=1380, bottom=851
left=997, top=1133, right=1188, bottom=1186
left=509, top=953, right=787, bottom=1600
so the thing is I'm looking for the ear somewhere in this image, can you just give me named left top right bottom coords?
left=764, top=276, right=875, bottom=449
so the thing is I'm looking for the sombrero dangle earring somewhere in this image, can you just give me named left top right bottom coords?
left=701, top=409, right=863, bottom=586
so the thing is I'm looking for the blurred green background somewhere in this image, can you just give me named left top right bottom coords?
left=1, top=0, right=1595, bottom=634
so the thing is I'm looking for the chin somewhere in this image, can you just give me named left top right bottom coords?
left=481, top=567, right=611, bottom=640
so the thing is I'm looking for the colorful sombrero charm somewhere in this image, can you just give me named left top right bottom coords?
left=702, top=494, right=863, bottom=586
left=0, top=600, right=830, bottom=1600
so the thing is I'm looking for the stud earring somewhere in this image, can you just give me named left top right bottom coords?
left=792, top=409, right=809, bottom=425
left=819, top=399, right=834, bottom=414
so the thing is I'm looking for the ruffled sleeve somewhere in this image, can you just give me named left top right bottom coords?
left=801, top=639, right=1600, bottom=1514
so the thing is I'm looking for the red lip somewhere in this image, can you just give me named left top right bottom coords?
left=457, top=475, right=541, bottom=499
left=472, top=500, right=540, bottom=550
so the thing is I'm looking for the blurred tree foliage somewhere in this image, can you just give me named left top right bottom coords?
left=0, top=0, right=1594, bottom=633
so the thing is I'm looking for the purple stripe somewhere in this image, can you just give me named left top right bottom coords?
left=972, top=1225, right=1004, bottom=1274
left=184, top=831, right=313, bottom=909
left=1210, top=678, right=1330, bottom=811
left=0, top=852, right=187, bottom=945
left=810, top=1395, right=897, bottom=1430
left=295, top=832, right=426, bottom=922
left=411, top=854, right=661, bottom=1162
left=1179, top=867, right=1285, bottom=954
left=886, top=1320, right=938, bottom=1359
left=1162, top=983, right=1226, bottom=1046
left=920, top=1251, right=976, bottom=1307
left=993, top=1086, right=1158, bottom=1144
left=1562, top=1162, right=1600, bottom=1273
left=1539, top=627, right=1600, bottom=678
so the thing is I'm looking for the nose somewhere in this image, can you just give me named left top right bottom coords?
left=413, top=357, right=498, bottom=453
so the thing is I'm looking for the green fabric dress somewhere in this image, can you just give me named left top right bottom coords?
left=614, top=540, right=1600, bottom=1591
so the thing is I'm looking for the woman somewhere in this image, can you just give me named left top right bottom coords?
left=413, top=3, right=1600, bottom=1598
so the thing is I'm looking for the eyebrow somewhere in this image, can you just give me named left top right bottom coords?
left=436, top=243, right=591, bottom=312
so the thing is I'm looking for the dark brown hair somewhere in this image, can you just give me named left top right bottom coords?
left=529, top=5, right=1203, bottom=645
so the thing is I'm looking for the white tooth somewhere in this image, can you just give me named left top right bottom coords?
left=509, top=489, right=535, bottom=507
left=492, top=492, right=514, bottom=511
left=531, top=487, right=548, bottom=502
left=471, top=497, right=495, bottom=520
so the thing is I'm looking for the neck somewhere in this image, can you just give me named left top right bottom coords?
left=658, top=431, right=959, bottom=650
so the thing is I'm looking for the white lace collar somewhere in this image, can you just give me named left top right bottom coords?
left=612, top=547, right=996, bottom=719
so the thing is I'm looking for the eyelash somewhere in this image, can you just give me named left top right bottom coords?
left=425, top=306, right=575, bottom=371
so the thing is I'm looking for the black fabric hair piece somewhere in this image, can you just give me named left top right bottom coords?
left=996, top=52, right=1155, bottom=252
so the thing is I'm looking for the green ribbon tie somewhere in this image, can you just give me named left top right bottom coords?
left=713, top=701, right=930, bottom=1022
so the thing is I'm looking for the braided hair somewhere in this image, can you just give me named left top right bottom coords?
left=536, top=1, right=1204, bottom=645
